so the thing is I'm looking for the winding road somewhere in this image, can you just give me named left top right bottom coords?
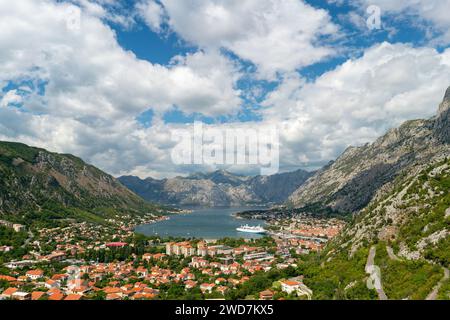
left=386, top=245, right=448, bottom=300
left=386, top=245, right=401, bottom=261
left=426, top=267, right=449, bottom=300
left=366, top=246, right=388, bottom=300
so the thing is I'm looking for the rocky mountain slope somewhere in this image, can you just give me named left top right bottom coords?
left=289, top=87, right=450, bottom=214
left=119, top=169, right=313, bottom=207
left=305, top=154, right=450, bottom=300
left=0, top=141, right=160, bottom=225
left=297, top=87, right=450, bottom=300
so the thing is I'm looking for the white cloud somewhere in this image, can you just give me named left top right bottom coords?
left=353, top=0, right=450, bottom=44
left=0, top=0, right=242, bottom=121
left=261, top=42, right=450, bottom=168
left=0, top=90, right=22, bottom=108
left=146, top=0, right=339, bottom=79
left=136, top=0, right=165, bottom=32
left=0, top=0, right=242, bottom=176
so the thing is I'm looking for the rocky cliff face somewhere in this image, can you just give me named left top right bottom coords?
left=434, top=86, right=450, bottom=143
left=338, top=157, right=450, bottom=259
left=0, top=141, right=157, bottom=220
left=289, top=86, right=450, bottom=214
left=298, top=88, right=450, bottom=300
left=119, top=169, right=313, bottom=207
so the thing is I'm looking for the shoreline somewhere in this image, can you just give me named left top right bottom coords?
left=133, top=207, right=269, bottom=239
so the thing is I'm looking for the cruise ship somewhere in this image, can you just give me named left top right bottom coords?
left=236, top=225, right=267, bottom=234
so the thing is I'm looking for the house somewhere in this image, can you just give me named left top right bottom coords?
left=0, top=246, right=13, bottom=253
left=133, top=293, right=155, bottom=300
left=106, top=293, right=121, bottom=300
left=46, top=252, right=66, bottom=262
left=103, top=287, right=122, bottom=297
left=280, top=280, right=301, bottom=294
left=142, top=253, right=152, bottom=261
left=26, top=269, right=44, bottom=280
left=31, top=291, right=46, bottom=300
left=165, top=242, right=175, bottom=255
left=0, top=275, right=16, bottom=282
left=12, top=224, right=25, bottom=232
left=215, top=245, right=234, bottom=255
left=191, top=257, right=208, bottom=268
left=216, top=286, right=228, bottom=295
left=259, top=290, right=274, bottom=300
left=200, top=283, right=215, bottom=294
left=1, top=287, right=18, bottom=299
left=52, top=274, right=68, bottom=281
left=215, top=277, right=226, bottom=285
left=136, top=266, right=148, bottom=277
left=12, top=291, right=31, bottom=300
left=184, top=280, right=197, bottom=290
left=153, top=253, right=166, bottom=260
left=45, top=279, right=60, bottom=289
left=48, top=292, right=65, bottom=301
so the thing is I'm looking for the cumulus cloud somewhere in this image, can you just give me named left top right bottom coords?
left=261, top=42, right=450, bottom=168
left=141, top=0, right=339, bottom=79
left=0, top=0, right=242, bottom=121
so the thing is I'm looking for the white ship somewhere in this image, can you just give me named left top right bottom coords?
left=236, top=225, right=266, bottom=234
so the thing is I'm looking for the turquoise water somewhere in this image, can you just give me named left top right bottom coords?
left=135, top=207, right=267, bottom=239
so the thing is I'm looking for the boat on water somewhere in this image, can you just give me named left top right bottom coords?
left=236, top=225, right=266, bottom=234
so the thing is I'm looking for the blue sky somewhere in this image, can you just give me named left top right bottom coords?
left=1, top=0, right=450, bottom=178
left=107, top=0, right=448, bottom=126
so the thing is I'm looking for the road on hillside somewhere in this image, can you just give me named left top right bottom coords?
left=366, top=246, right=388, bottom=300
left=426, top=267, right=449, bottom=300
left=386, top=246, right=401, bottom=261
left=21, top=230, right=34, bottom=248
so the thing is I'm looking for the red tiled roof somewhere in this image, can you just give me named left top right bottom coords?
left=1, top=287, right=18, bottom=296
left=65, top=294, right=82, bottom=301
left=0, top=275, right=16, bottom=282
left=281, top=280, right=300, bottom=286
left=48, top=292, right=64, bottom=301
left=26, top=269, right=44, bottom=276
left=31, top=291, right=46, bottom=300
left=106, top=293, right=121, bottom=300
left=103, top=287, right=121, bottom=294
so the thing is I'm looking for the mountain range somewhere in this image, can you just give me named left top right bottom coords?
left=119, top=169, right=313, bottom=207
